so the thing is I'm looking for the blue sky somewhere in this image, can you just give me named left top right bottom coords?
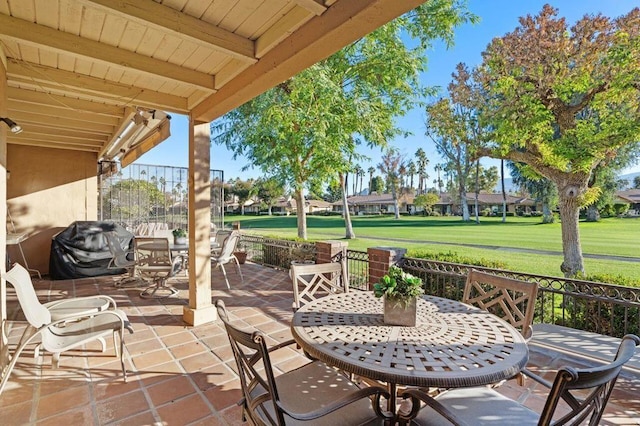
left=135, top=0, right=640, bottom=182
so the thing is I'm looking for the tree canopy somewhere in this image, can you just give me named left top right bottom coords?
left=211, top=1, right=476, bottom=239
left=476, top=5, right=640, bottom=276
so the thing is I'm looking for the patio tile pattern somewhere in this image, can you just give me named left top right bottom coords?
left=1, top=263, right=638, bottom=425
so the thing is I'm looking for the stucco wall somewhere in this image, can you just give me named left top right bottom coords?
left=7, top=145, right=97, bottom=275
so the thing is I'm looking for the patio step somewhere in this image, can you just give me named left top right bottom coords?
left=531, top=324, right=640, bottom=373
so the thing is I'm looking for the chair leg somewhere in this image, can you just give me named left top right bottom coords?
left=140, top=277, right=178, bottom=299
left=220, top=264, right=231, bottom=290
left=0, top=327, right=41, bottom=396
left=234, top=257, right=244, bottom=283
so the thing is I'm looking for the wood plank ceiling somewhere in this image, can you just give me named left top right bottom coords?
left=0, top=0, right=425, bottom=164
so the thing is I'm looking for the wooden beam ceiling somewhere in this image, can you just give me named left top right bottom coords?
left=6, top=60, right=189, bottom=113
left=81, top=0, right=256, bottom=62
left=0, top=13, right=216, bottom=90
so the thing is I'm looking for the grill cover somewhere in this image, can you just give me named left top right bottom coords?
left=49, top=221, right=133, bottom=280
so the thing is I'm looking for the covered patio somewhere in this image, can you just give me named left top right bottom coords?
left=0, top=0, right=430, bottom=341
left=1, top=263, right=638, bottom=425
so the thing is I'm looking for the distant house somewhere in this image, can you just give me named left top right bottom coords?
left=332, top=193, right=414, bottom=215
left=271, top=197, right=332, bottom=215
left=615, top=189, right=640, bottom=215
left=333, top=191, right=537, bottom=216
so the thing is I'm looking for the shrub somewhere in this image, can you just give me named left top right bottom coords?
left=406, top=249, right=508, bottom=270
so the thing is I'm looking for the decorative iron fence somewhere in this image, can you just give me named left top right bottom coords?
left=235, top=235, right=640, bottom=338
left=238, top=234, right=316, bottom=269
left=400, top=257, right=640, bottom=338
left=98, top=163, right=224, bottom=231
left=346, top=249, right=369, bottom=290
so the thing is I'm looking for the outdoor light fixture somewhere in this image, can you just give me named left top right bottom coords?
left=0, top=117, right=23, bottom=134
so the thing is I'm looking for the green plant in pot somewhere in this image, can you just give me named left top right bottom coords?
left=172, top=228, right=187, bottom=244
left=374, top=265, right=424, bottom=326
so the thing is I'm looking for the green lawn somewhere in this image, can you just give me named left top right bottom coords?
left=226, top=214, right=640, bottom=281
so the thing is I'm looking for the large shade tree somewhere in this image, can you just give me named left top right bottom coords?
left=426, top=63, right=489, bottom=221
left=212, top=1, right=476, bottom=239
left=476, top=5, right=640, bottom=277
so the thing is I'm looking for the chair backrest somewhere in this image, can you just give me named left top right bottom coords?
left=5, top=263, right=51, bottom=328
left=216, top=231, right=240, bottom=260
left=291, top=260, right=348, bottom=311
left=463, top=269, right=538, bottom=340
left=539, top=334, right=640, bottom=426
left=216, top=300, right=284, bottom=425
left=134, top=237, right=182, bottom=278
left=214, top=229, right=232, bottom=248
left=104, top=231, right=134, bottom=268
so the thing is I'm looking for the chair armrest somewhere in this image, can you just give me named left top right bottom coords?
left=520, top=367, right=553, bottom=389
left=47, top=309, right=133, bottom=333
left=399, top=388, right=470, bottom=426
left=277, top=384, right=392, bottom=421
left=267, top=339, right=298, bottom=353
left=44, top=295, right=117, bottom=309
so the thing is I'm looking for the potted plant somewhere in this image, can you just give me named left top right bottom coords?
left=233, top=241, right=247, bottom=265
left=373, top=265, right=424, bottom=326
left=172, top=228, right=187, bottom=245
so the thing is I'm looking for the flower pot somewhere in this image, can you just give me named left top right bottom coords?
left=174, top=236, right=187, bottom=245
left=234, top=251, right=247, bottom=264
left=383, top=296, right=417, bottom=327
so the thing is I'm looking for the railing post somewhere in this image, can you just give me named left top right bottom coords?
left=368, top=247, right=407, bottom=290
left=316, top=240, right=347, bottom=264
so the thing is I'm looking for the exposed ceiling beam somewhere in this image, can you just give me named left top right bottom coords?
left=82, top=0, right=256, bottom=62
left=292, top=0, right=327, bottom=15
left=256, top=6, right=313, bottom=58
left=24, top=123, right=109, bottom=143
left=8, top=133, right=105, bottom=148
left=192, top=0, right=425, bottom=123
left=7, top=138, right=104, bottom=152
left=7, top=87, right=124, bottom=117
left=0, top=13, right=215, bottom=90
left=9, top=101, right=121, bottom=126
left=7, top=60, right=189, bottom=113
left=10, top=110, right=115, bottom=134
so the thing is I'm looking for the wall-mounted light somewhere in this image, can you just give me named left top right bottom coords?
left=0, top=117, right=23, bottom=134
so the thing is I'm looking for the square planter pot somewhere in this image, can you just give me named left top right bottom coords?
left=383, top=296, right=417, bottom=327
left=234, top=251, right=247, bottom=264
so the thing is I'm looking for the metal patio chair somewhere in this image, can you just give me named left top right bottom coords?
left=215, top=300, right=392, bottom=425
left=399, top=334, right=640, bottom=425
left=134, top=237, right=183, bottom=298
left=290, top=260, right=349, bottom=312
left=1, top=263, right=133, bottom=396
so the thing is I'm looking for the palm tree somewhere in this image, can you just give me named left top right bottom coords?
left=368, top=166, right=375, bottom=194
left=434, top=164, right=443, bottom=193
left=415, top=148, right=429, bottom=194
left=407, top=161, right=416, bottom=191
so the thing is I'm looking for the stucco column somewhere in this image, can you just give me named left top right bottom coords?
left=367, top=247, right=407, bottom=290
left=315, top=240, right=347, bottom=264
left=183, top=118, right=216, bottom=325
left=0, top=46, right=8, bottom=355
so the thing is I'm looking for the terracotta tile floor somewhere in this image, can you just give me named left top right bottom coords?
left=1, top=263, right=638, bottom=425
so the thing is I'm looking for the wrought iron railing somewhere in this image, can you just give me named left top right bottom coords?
left=239, top=234, right=316, bottom=269
left=237, top=236, right=640, bottom=338
left=346, top=249, right=369, bottom=290
left=401, top=257, right=640, bottom=338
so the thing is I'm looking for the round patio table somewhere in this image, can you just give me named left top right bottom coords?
left=291, top=291, right=529, bottom=417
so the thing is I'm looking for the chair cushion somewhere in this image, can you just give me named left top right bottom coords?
left=412, top=387, right=539, bottom=426
left=253, top=361, right=383, bottom=425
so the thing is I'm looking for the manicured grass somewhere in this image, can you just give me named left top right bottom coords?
left=226, top=214, right=640, bottom=281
